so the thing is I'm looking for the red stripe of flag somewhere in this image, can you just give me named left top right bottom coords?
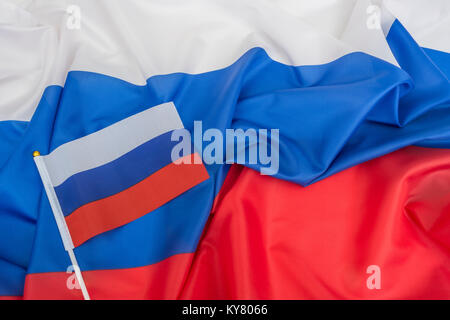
left=23, top=253, right=193, bottom=300
left=0, top=296, right=22, bottom=300
left=65, top=153, right=209, bottom=247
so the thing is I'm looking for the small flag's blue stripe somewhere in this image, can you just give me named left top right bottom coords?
left=55, top=130, right=187, bottom=216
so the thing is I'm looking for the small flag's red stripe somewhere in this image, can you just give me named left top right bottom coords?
left=66, top=153, right=208, bottom=247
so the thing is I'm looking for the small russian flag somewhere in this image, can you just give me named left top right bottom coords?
left=34, top=102, right=209, bottom=248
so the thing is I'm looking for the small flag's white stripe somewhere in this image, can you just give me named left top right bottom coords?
left=43, top=102, right=184, bottom=187
left=33, top=155, right=74, bottom=251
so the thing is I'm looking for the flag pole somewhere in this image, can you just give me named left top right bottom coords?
left=33, top=151, right=91, bottom=300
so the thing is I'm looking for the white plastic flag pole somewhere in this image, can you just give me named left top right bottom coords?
left=33, top=151, right=91, bottom=300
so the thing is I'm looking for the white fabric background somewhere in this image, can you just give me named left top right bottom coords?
left=0, top=0, right=448, bottom=121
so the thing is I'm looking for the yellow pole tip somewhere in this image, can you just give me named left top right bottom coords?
left=33, top=151, right=41, bottom=157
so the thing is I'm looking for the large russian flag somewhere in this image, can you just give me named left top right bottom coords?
left=34, top=102, right=208, bottom=248
left=0, top=0, right=449, bottom=300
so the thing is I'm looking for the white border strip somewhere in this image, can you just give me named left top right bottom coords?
left=43, top=102, right=183, bottom=187
left=34, top=154, right=90, bottom=300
